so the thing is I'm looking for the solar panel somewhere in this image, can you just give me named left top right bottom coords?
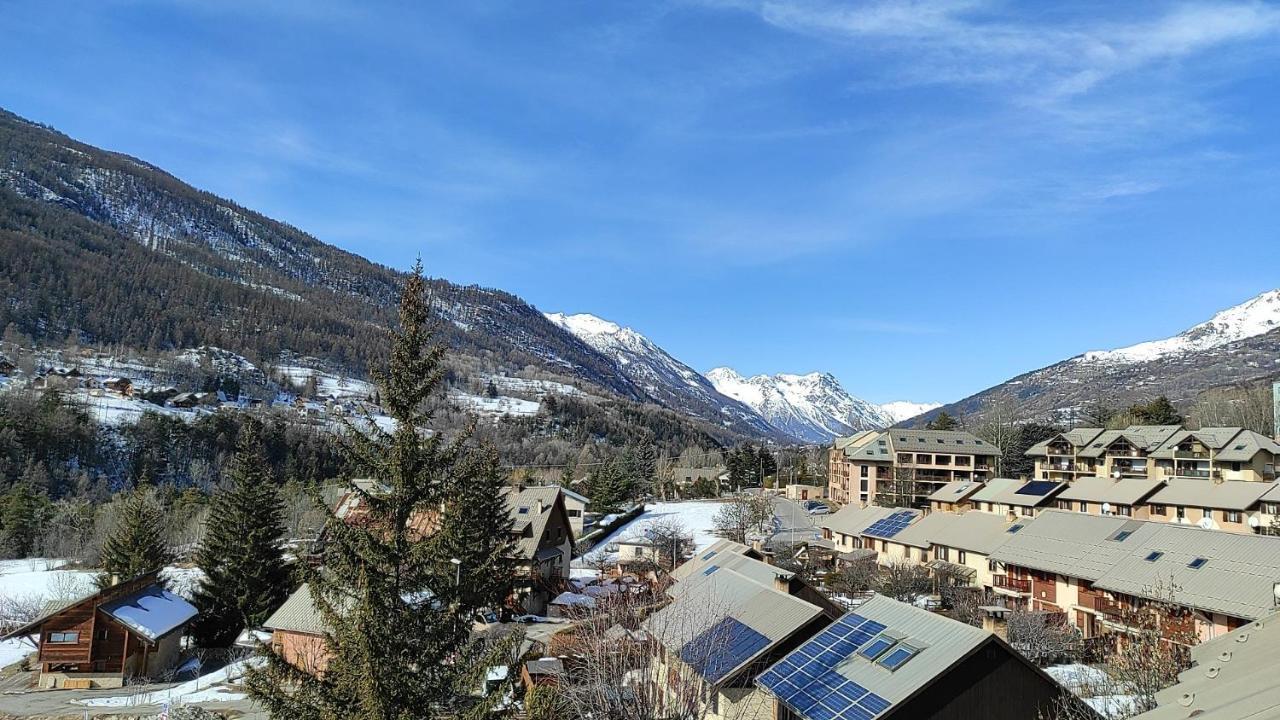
left=702, top=550, right=718, bottom=561
left=863, top=511, right=917, bottom=539
left=1015, top=480, right=1059, bottom=496
left=680, top=617, right=770, bottom=684
left=757, top=614, right=894, bottom=720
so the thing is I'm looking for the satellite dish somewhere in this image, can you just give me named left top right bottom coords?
left=1250, top=514, right=1262, bottom=529
left=1101, top=502, right=1112, bottom=514
left=1272, top=582, right=1280, bottom=605
left=1198, top=517, right=1216, bottom=530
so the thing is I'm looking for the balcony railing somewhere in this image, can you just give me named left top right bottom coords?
left=1174, top=450, right=1210, bottom=459
left=1175, top=468, right=1212, bottom=479
left=993, top=575, right=1031, bottom=593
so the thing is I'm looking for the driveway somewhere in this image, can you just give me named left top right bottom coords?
left=769, top=496, right=822, bottom=547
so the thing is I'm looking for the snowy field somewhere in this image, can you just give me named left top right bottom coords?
left=276, top=364, right=374, bottom=399
left=450, top=391, right=540, bottom=417
left=72, top=390, right=201, bottom=426
left=482, top=374, right=588, bottom=398
left=77, top=657, right=262, bottom=707
left=586, top=500, right=727, bottom=564
left=0, top=559, right=96, bottom=668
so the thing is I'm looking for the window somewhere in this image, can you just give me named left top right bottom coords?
left=702, top=566, right=719, bottom=576
left=1112, top=530, right=1132, bottom=542
left=1145, top=551, right=1163, bottom=562
left=860, top=465, right=869, bottom=478
left=568, top=509, right=581, bottom=517
left=1116, top=505, right=1132, bottom=517
left=1006, top=525, right=1024, bottom=534
left=1150, top=504, right=1166, bottom=516
left=1265, top=503, right=1280, bottom=515
left=47, top=632, right=79, bottom=644
left=1021, top=506, right=1033, bottom=517
left=1176, top=506, right=1186, bottom=520
left=1057, top=500, right=1072, bottom=510
left=1226, top=510, right=1243, bottom=524
left=988, top=559, right=998, bottom=572
left=1232, top=462, right=1242, bottom=472
left=1079, top=502, right=1089, bottom=513
left=957, top=550, right=967, bottom=564
left=1188, top=557, right=1209, bottom=569
left=937, top=547, right=949, bottom=561
left=1201, top=508, right=1214, bottom=522
left=878, top=645, right=920, bottom=671
left=859, top=635, right=898, bottom=660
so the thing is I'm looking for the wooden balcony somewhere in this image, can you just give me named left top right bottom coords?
left=1174, top=450, right=1210, bottom=460
left=993, top=575, right=1030, bottom=593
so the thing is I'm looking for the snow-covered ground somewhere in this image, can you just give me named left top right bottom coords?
left=0, top=559, right=96, bottom=668
left=77, top=657, right=262, bottom=707
left=586, top=500, right=727, bottom=564
left=72, top=390, right=201, bottom=426
left=482, top=374, right=587, bottom=398
left=275, top=364, right=374, bottom=400
left=1045, top=664, right=1138, bottom=720
left=450, top=391, right=540, bottom=417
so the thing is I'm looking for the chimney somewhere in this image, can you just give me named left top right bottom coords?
left=536, top=498, right=545, bottom=515
left=1273, top=381, right=1280, bottom=442
left=773, top=573, right=791, bottom=594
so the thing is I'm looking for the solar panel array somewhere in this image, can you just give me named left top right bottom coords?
left=863, top=511, right=917, bottom=539
left=758, top=614, right=893, bottom=720
left=680, top=617, right=771, bottom=684
left=1015, top=480, right=1060, bottom=497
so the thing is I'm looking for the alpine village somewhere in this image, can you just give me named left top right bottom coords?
left=3, top=3, right=1280, bottom=720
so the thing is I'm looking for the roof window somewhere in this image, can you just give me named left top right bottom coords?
left=1145, top=551, right=1163, bottom=562
left=877, top=644, right=920, bottom=671
left=858, top=635, right=897, bottom=661
left=1188, top=557, right=1208, bottom=569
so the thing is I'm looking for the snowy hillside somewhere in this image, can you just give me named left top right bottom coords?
left=706, top=368, right=902, bottom=442
left=545, top=313, right=781, bottom=438
left=1081, top=289, right=1280, bottom=364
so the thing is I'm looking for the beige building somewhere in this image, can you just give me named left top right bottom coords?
left=1027, top=425, right=1279, bottom=484
left=927, top=511, right=1026, bottom=591
left=966, top=477, right=1065, bottom=518
left=828, top=430, right=1000, bottom=507
left=820, top=504, right=900, bottom=555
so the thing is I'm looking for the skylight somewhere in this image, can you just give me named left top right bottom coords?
left=1145, top=551, right=1163, bottom=562
left=701, top=550, right=718, bottom=561
left=1112, top=531, right=1132, bottom=542
left=858, top=635, right=897, bottom=661
left=877, top=644, right=920, bottom=671
left=1006, top=525, right=1024, bottom=534
left=702, top=566, right=719, bottom=576
left=1188, top=557, right=1208, bottom=569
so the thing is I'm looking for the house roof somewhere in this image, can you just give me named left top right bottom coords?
left=1147, top=479, right=1276, bottom=512
left=929, top=511, right=1022, bottom=555
left=1024, top=428, right=1107, bottom=457
left=823, top=505, right=899, bottom=537
left=926, top=480, right=984, bottom=504
left=841, top=431, right=893, bottom=461
left=1136, top=612, right=1280, bottom=720
left=757, top=594, right=1040, bottom=720
left=1149, top=428, right=1280, bottom=462
left=504, top=486, right=571, bottom=560
left=1076, top=426, right=1181, bottom=458
left=643, top=560, right=824, bottom=688
left=525, top=657, right=565, bottom=676
left=886, top=511, right=962, bottom=550
left=668, top=540, right=792, bottom=593
left=1092, top=523, right=1280, bottom=621
left=988, top=510, right=1158, bottom=582
left=970, top=478, right=1064, bottom=507
left=99, top=586, right=198, bottom=643
left=669, top=539, right=759, bottom=583
left=261, top=583, right=329, bottom=636
left=1056, top=476, right=1166, bottom=506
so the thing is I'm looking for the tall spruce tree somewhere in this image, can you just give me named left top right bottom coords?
left=246, top=262, right=516, bottom=719
left=96, top=490, right=170, bottom=589
left=191, top=421, right=291, bottom=647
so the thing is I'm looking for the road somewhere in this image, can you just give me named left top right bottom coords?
left=769, top=495, right=822, bottom=548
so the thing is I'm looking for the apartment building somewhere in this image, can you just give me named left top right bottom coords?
left=1027, top=425, right=1279, bottom=484
left=821, top=504, right=900, bottom=556
left=828, top=430, right=1000, bottom=507
left=927, top=511, right=1025, bottom=591
left=967, top=477, right=1065, bottom=518
left=1052, top=476, right=1164, bottom=519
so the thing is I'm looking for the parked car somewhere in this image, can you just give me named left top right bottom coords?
left=807, top=505, right=831, bottom=515
left=512, top=614, right=545, bottom=624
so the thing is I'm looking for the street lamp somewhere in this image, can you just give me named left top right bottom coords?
left=450, top=557, right=462, bottom=587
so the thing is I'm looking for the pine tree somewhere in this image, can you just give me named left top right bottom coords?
left=191, top=421, right=291, bottom=647
left=927, top=411, right=959, bottom=431
left=96, top=490, right=170, bottom=589
left=246, top=262, right=516, bottom=719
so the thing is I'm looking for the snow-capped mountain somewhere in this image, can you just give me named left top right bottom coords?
left=920, top=288, right=1280, bottom=426
left=1080, top=289, right=1280, bottom=364
left=705, top=368, right=923, bottom=442
left=545, top=313, right=781, bottom=438
left=877, top=401, right=943, bottom=424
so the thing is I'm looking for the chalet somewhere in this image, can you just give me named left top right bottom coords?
left=260, top=583, right=331, bottom=675
left=101, top=377, right=133, bottom=396
left=521, top=657, right=564, bottom=689
left=0, top=356, right=15, bottom=375
left=0, top=573, right=197, bottom=689
left=756, top=594, right=1096, bottom=720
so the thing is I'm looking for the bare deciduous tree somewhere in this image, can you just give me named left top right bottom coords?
left=1007, top=610, right=1083, bottom=666
left=874, top=561, right=932, bottom=604
left=713, top=495, right=773, bottom=544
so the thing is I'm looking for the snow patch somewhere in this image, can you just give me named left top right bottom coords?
left=1081, top=289, right=1280, bottom=364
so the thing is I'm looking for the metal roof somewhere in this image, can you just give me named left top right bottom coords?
left=882, top=430, right=999, bottom=456
left=926, top=480, right=983, bottom=504
left=1092, top=523, right=1280, bottom=620
left=1024, top=428, right=1107, bottom=457
left=823, top=505, right=899, bottom=537
left=885, top=511, right=961, bottom=549
left=1135, top=612, right=1280, bottom=720
left=668, top=539, right=757, bottom=583
left=988, top=510, right=1157, bottom=582
left=1056, top=477, right=1166, bottom=506
left=971, top=478, right=1063, bottom=507
left=1147, top=479, right=1275, bottom=511
left=99, top=586, right=198, bottom=643
left=261, top=583, right=330, bottom=636
left=929, top=511, right=1022, bottom=555
left=758, top=594, right=993, bottom=715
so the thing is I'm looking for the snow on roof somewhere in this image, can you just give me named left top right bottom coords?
left=100, top=586, right=198, bottom=643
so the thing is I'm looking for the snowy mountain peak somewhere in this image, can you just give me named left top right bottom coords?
left=544, top=312, right=624, bottom=338
left=1081, top=289, right=1280, bottom=364
left=705, top=367, right=932, bottom=442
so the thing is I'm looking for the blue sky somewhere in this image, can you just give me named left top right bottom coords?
left=3, top=0, right=1280, bottom=403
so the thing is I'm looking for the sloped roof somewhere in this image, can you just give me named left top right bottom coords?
left=1056, top=476, right=1166, bottom=506
left=262, top=583, right=328, bottom=635
left=669, top=539, right=758, bottom=583
left=1136, top=612, right=1280, bottom=720
left=929, top=511, right=1022, bottom=555
left=1147, top=479, right=1275, bottom=511
left=1149, top=428, right=1280, bottom=462
left=1025, top=428, right=1107, bottom=457
left=1076, top=426, right=1181, bottom=458
left=823, top=504, right=898, bottom=537
left=887, top=511, right=963, bottom=549
left=504, top=486, right=570, bottom=560
left=970, top=478, right=1063, bottom=507
left=926, top=480, right=983, bottom=504
left=100, top=586, right=198, bottom=643
left=1092, top=523, right=1280, bottom=620
left=842, top=431, right=893, bottom=461
left=988, top=510, right=1158, bottom=581
left=883, top=430, right=999, bottom=456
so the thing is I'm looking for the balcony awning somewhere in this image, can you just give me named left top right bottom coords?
left=928, top=560, right=976, bottom=580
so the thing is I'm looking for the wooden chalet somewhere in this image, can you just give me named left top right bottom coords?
left=0, top=572, right=197, bottom=689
